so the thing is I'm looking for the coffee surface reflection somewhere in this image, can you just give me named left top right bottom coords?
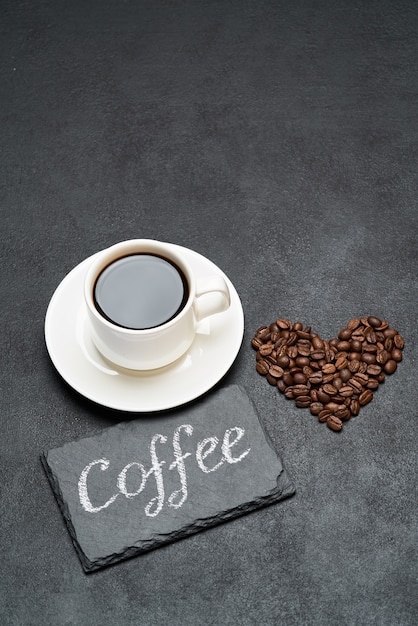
left=93, top=253, right=189, bottom=330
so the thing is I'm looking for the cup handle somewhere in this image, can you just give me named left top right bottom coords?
left=194, top=275, right=231, bottom=322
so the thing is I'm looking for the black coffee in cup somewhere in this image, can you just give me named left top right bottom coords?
left=93, top=253, right=189, bottom=330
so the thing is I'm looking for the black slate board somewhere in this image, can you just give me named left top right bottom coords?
left=41, top=385, right=295, bottom=573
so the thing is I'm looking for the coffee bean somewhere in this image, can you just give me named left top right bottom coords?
left=266, top=373, right=278, bottom=385
left=293, top=372, right=307, bottom=384
left=338, top=328, right=352, bottom=341
left=376, top=349, right=390, bottom=365
left=297, top=343, right=312, bottom=357
left=348, top=378, right=363, bottom=394
left=391, top=348, right=403, bottom=362
left=312, top=336, right=325, bottom=350
left=362, top=343, right=378, bottom=353
left=277, top=355, right=290, bottom=368
left=318, top=409, right=331, bottom=423
left=339, top=368, right=351, bottom=383
left=334, top=406, right=351, bottom=421
left=367, top=329, right=378, bottom=344
left=348, top=359, right=360, bottom=373
left=269, top=365, right=284, bottom=379
left=347, top=318, right=361, bottom=330
left=325, top=349, right=335, bottom=363
left=384, top=359, right=397, bottom=374
left=358, top=361, right=368, bottom=374
left=335, top=350, right=348, bottom=359
left=310, top=402, right=324, bottom=416
left=350, top=399, right=360, bottom=416
left=257, top=327, right=271, bottom=341
left=339, top=385, right=354, bottom=397
left=366, top=364, right=382, bottom=376
left=393, top=334, right=405, bottom=349
left=367, top=316, right=382, bottom=328
left=295, top=396, right=312, bottom=408
left=311, top=350, right=326, bottom=361
left=362, top=352, right=376, bottom=365
left=359, top=389, right=373, bottom=406
left=310, top=389, right=319, bottom=402
left=256, top=360, right=269, bottom=375
left=292, top=384, right=310, bottom=396
left=287, top=331, right=298, bottom=346
left=337, top=340, right=351, bottom=352
left=277, top=379, right=287, bottom=392
left=327, top=415, right=343, bottom=432
left=384, top=337, right=394, bottom=351
left=273, top=319, right=287, bottom=329
left=317, top=389, right=331, bottom=403
left=350, top=339, right=363, bottom=353
left=323, top=383, right=337, bottom=395
left=265, top=354, right=277, bottom=365
left=335, top=355, right=348, bottom=370
left=322, top=363, right=336, bottom=374
left=283, top=372, right=294, bottom=386
left=259, top=344, right=273, bottom=356
left=274, top=338, right=287, bottom=351
left=308, top=371, right=323, bottom=385
left=296, top=356, right=311, bottom=367
left=284, top=387, right=295, bottom=399
left=325, top=402, right=340, bottom=413
left=251, top=337, right=262, bottom=350
left=287, top=346, right=298, bottom=359
left=354, top=372, right=369, bottom=385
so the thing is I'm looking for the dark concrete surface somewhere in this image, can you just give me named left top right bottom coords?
left=1, top=1, right=417, bottom=624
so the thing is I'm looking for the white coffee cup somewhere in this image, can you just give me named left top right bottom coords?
left=84, top=239, right=231, bottom=370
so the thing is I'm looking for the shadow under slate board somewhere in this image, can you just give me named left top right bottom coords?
left=41, top=385, right=295, bottom=573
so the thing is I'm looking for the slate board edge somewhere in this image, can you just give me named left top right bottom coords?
left=40, top=452, right=93, bottom=572
left=41, top=452, right=295, bottom=574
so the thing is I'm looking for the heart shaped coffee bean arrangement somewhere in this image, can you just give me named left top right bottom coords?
left=252, top=317, right=405, bottom=431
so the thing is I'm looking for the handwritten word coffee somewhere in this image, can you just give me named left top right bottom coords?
left=78, top=424, right=251, bottom=518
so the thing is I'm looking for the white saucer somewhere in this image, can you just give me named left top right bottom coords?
left=44, top=244, right=244, bottom=412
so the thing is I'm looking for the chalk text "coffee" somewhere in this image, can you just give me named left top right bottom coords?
left=78, top=424, right=250, bottom=518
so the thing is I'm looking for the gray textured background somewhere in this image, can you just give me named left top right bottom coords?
left=1, top=1, right=417, bottom=624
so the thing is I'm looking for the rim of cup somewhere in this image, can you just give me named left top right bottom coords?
left=84, top=239, right=196, bottom=335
